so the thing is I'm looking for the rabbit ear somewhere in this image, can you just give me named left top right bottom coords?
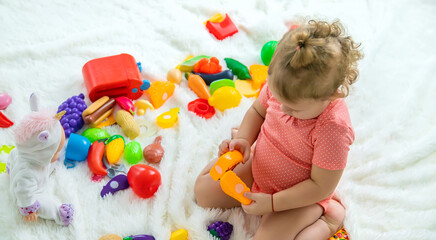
left=30, top=93, right=39, bottom=112
left=38, top=131, right=50, bottom=142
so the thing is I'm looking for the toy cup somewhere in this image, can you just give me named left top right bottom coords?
left=64, top=133, right=91, bottom=168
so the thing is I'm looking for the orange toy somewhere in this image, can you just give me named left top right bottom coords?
left=210, top=151, right=243, bottom=181
left=220, top=171, right=252, bottom=205
left=188, top=74, right=211, bottom=100
left=193, top=57, right=222, bottom=74
left=249, top=64, right=268, bottom=90
left=82, top=54, right=147, bottom=102
left=145, top=81, right=175, bottom=108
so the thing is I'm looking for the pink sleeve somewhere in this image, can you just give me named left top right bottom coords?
left=312, top=121, right=354, bottom=170
left=258, top=83, right=270, bottom=109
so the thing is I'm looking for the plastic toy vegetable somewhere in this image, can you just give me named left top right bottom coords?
left=156, top=107, right=179, bottom=129
left=193, top=57, right=222, bottom=74
left=224, top=58, right=251, bottom=80
left=105, top=135, right=125, bottom=164
left=82, top=128, right=110, bottom=143
left=0, top=111, right=13, bottom=128
left=115, top=109, right=140, bottom=139
left=195, top=70, right=234, bottom=85
left=187, top=74, right=211, bottom=100
left=0, top=93, right=12, bottom=110
left=209, top=79, right=235, bottom=95
left=208, top=87, right=242, bottom=112
left=145, top=81, right=175, bottom=109
left=127, top=164, right=161, bottom=199
left=261, top=41, right=278, bottom=66
left=179, top=55, right=210, bottom=72
left=115, top=97, right=135, bottom=115
left=170, top=229, right=188, bottom=240
left=143, top=136, right=164, bottom=164
left=249, top=64, right=268, bottom=89
left=57, top=93, right=87, bottom=137
left=167, top=68, right=182, bottom=84
left=124, top=141, right=142, bottom=164
left=87, top=141, right=107, bottom=176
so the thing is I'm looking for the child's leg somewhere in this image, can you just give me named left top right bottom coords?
left=194, top=157, right=253, bottom=209
left=253, top=203, right=323, bottom=240
left=294, top=199, right=345, bottom=240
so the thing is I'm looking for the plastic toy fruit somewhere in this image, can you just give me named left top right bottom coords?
left=249, top=64, right=268, bottom=90
left=209, top=79, right=235, bottom=95
left=170, top=229, right=188, bottom=240
left=220, top=171, right=252, bottom=205
left=261, top=41, right=278, bottom=66
left=82, top=128, right=110, bottom=143
left=235, top=80, right=257, bottom=98
left=124, top=141, right=142, bottom=165
left=57, top=93, right=87, bottom=137
left=127, top=164, right=161, bottom=198
left=0, top=93, right=12, bottom=110
left=193, top=57, right=222, bottom=74
left=105, top=135, right=125, bottom=164
left=224, top=58, right=251, bottom=80
left=143, top=136, right=164, bottom=164
left=145, top=81, right=175, bottom=109
left=210, top=150, right=243, bottom=181
left=87, top=141, right=107, bottom=176
left=188, top=74, right=211, bottom=100
left=208, top=87, right=242, bottom=112
left=134, top=99, right=154, bottom=116
left=156, top=107, right=179, bottom=128
left=207, top=221, right=233, bottom=240
left=167, top=68, right=182, bottom=84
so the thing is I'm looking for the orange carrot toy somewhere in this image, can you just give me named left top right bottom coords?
left=188, top=74, right=211, bottom=100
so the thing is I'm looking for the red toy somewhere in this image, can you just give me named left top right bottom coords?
left=0, top=111, right=13, bottom=128
left=206, top=14, right=238, bottom=40
left=193, top=57, right=222, bottom=74
left=127, top=164, right=161, bottom=198
left=188, top=98, right=215, bottom=119
left=82, top=54, right=150, bottom=102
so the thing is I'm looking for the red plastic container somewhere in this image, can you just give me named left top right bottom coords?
left=206, top=14, right=238, bottom=40
left=83, top=54, right=144, bottom=102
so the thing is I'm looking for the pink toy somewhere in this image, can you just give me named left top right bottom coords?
left=115, top=96, right=135, bottom=115
left=0, top=93, right=12, bottom=110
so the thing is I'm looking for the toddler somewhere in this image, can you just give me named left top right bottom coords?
left=7, top=94, right=74, bottom=226
left=195, top=19, right=363, bottom=239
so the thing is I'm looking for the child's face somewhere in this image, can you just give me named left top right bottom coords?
left=270, top=87, right=331, bottom=120
left=50, top=127, right=65, bottom=163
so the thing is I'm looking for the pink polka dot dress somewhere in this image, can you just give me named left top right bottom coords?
left=252, top=85, right=355, bottom=212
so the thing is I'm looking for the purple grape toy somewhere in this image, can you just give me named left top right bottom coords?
left=207, top=221, right=233, bottom=240
left=57, top=93, right=87, bottom=138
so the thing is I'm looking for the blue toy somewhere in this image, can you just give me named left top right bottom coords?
left=64, top=133, right=91, bottom=168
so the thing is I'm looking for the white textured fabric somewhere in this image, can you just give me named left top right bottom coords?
left=0, top=0, right=435, bottom=239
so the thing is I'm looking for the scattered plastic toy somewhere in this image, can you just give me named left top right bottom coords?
left=195, top=70, right=234, bottom=85
left=145, top=81, right=175, bottom=109
left=134, top=99, right=154, bottom=116
left=124, top=141, right=142, bottom=165
left=249, top=64, right=268, bottom=90
left=105, top=135, right=125, bottom=164
left=101, top=174, right=130, bottom=198
left=103, top=156, right=127, bottom=179
left=137, top=62, right=142, bottom=72
left=64, top=133, right=91, bottom=168
left=208, top=87, right=242, bottom=112
left=123, top=234, right=155, bottom=240
left=115, top=109, right=140, bottom=139
left=188, top=98, right=216, bottom=119
left=82, top=96, right=115, bottom=127
left=87, top=140, right=107, bottom=176
left=187, top=74, right=211, bottom=100
left=0, top=93, right=12, bottom=110
left=179, top=55, right=210, bottom=72
left=205, top=14, right=238, bottom=40
left=224, top=58, right=251, bottom=80
left=99, top=234, right=122, bottom=240
left=82, top=128, right=110, bottom=143
left=57, top=93, right=87, bottom=137
left=210, top=151, right=243, bottom=181
left=136, top=119, right=158, bottom=137
left=235, top=80, right=258, bottom=98
left=261, top=41, right=278, bottom=66
left=115, top=97, right=135, bottom=115
left=0, top=111, right=13, bottom=128
left=209, top=79, right=235, bottom=95
left=127, top=164, right=161, bottom=199
left=330, top=228, right=349, bottom=240
left=193, top=57, right=222, bottom=74
left=207, top=221, right=233, bottom=240
left=0, top=145, right=15, bottom=154
left=143, top=136, right=164, bottom=164
left=167, top=68, right=182, bottom=84
left=170, top=229, right=188, bottom=240
left=156, top=107, right=179, bottom=129
left=95, top=115, right=117, bottom=128
left=0, top=162, right=7, bottom=174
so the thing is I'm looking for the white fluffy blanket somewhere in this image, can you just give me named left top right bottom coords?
left=0, top=0, right=435, bottom=239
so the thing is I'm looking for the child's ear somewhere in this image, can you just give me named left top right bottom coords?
left=38, top=131, right=50, bottom=142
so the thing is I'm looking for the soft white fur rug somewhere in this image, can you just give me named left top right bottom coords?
left=1, top=0, right=435, bottom=239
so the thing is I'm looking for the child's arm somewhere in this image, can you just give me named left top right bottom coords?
left=272, top=165, right=343, bottom=211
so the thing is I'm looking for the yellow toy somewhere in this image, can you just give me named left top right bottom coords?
left=220, top=171, right=252, bottom=205
left=0, top=162, right=7, bottom=174
left=208, top=87, right=242, bottom=112
left=115, top=110, right=140, bottom=139
left=105, top=135, right=125, bottom=164
left=0, top=145, right=15, bottom=154
left=146, top=81, right=175, bottom=109
left=210, top=151, right=243, bottom=181
left=156, top=107, right=180, bottom=129
left=203, top=13, right=225, bottom=25
left=98, top=234, right=122, bottom=240
left=235, top=79, right=258, bottom=98
left=167, top=68, right=182, bottom=84
left=176, top=55, right=193, bottom=70
left=134, top=99, right=155, bottom=116
left=170, top=229, right=188, bottom=240
left=249, top=64, right=268, bottom=90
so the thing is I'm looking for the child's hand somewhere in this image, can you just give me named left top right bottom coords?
left=23, top=212, right=38, bottom=222
left=241, top=192, right=272, bottom=215
left=218, top=138, right=251, bottom=163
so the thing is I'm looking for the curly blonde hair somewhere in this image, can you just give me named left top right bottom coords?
left=268, top=19, right=363, bottom=103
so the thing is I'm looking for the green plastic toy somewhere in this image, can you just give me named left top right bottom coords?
left=210, top=79, right=235, bottom=95
left=224, top=58, right=251, bottom=80
left=82, top=128, right=110, bottom=143
left=0, top=162, right=6, bottom=174
left=180, top=55, right=211, bottom=72
left=124, top=141, right=142, bottom=164
left=261, top=41, right=278, bottom=66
